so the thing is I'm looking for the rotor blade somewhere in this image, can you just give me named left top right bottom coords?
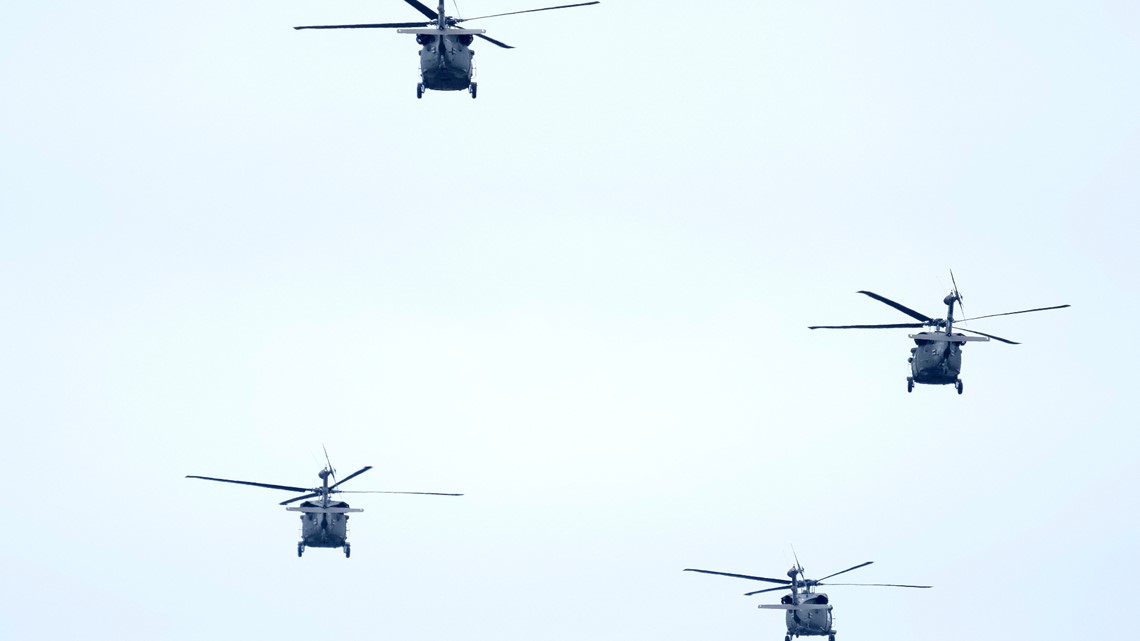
left=475, top=33, right=514, bottom=48
left=857, top=291, right=933, bottom=323
left=744, top=585, right=793, bottom=596
left=403, top=0, right=440, bottom=20
left=816, top=561, right=873, bottom=582
left=819, top=583, right=932, bottom=588
left=279, top=492, right=321, bottom=506
left=328, top=466, right=373, bottom=490
left=338, top=491, right=463, bottom=496
left=684, top=569, right=791, bottom=585
left=295, top=22, right=431, bottom=30
left=758, top=604, right=831, bottom=610
left=958, top=304, right=1070, bottom=323
left=958, top=327, right=1019, bottom=345
left=808, top=323, right=925, bottom=330
left=457, top=2, right=600, bottom=22
left=185, top=475, right=312, bottom=493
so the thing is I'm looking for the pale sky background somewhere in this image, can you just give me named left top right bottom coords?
left=1, top=1, right=1137, bottom=640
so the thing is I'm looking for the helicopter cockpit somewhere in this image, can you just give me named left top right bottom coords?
left=415, top=33, right=474, bottom=46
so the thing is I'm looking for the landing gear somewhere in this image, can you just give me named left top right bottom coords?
left=906, top=377, right=914, bottom=393
left=469, top=82, right=477, bottom=99
left=416, top=83, right=424, bottom=99
left=344, top=543, right=351, bottom=558
left=297, top=543, right=304, bottom=557
left=829, top=635, right=835, bottom=641
left=955, top=379, right=963, bottom=395
left=785, top=636, right=791, bottom=641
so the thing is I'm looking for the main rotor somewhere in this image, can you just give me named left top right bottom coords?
left=294, top=0, right=601, bottom=50
left=186, top=458, right=463, bottom=506
left=684, top=560, right=931, bottom=598
left=808, top=272, right=1070, bottom=345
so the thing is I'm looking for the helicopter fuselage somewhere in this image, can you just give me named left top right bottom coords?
left=782, top=593, right=834, bottom=638
left=415, top=33, right=475, bottom=90
left=908, top=333, right=965, bottom=385
left=289, top=500, right=358, bottom=550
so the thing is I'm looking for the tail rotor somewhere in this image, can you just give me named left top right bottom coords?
left=949, top=269, right=966, bottom=320
left=791, top=546, right=806, bottom=589
left=322, top=444, right=337, bottom=486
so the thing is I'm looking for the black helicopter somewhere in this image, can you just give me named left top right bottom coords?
left=809, top=273, right=1069, bottom=394
left=187, top=454, right=461, bottom=557
left=685, top=559, right=930, bottom=641
left=295, top=0, right=601, bottom=99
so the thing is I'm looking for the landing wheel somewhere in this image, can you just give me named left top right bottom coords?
left=469, top=82, right=477, bottom=99
left=297, top=543, right=304, bottom=557
left=344, top=544, right=351, bottom=558
left=785, top=636, right=791, bottom=641
left=906, top=377, right=914, bottom=393
left=829, top=635, right=835, bottom=641
left=956, top=379, right=963, bottom=395
left=416, top=83, right=424, bottom=99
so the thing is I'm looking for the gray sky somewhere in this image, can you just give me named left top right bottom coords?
left=1, top=1, right=1137, bottom=640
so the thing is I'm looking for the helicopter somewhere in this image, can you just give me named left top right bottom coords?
left=809, top=273, right=1070, bottom=394
left=186, top=454, right=461, bottom=557
left=685, top=559, right=930, bottom=641
left=295, top=0, right=601, bottom=99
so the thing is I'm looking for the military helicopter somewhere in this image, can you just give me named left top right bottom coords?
left=809, top=273, right=1070, bottom=394
left=685, top=559, right=930, bottom=641
left=187, top=454, right=461, bottom=557
left=295, top=0, right=601, bottom=99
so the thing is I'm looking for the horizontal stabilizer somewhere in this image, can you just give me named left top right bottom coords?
left=908, top=333, right=988, bottom=343
left=286, top=506, right=364, bottom=514
left=397, top=28, right=487, bottom=35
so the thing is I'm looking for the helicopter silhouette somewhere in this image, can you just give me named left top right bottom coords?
left=295, top=0, right=601, bottom=99
left=187, top=451, right=461, bottom=557
left=809, top=273, right=1070, bottom=394
left=685, top=558, right=930, bottom=641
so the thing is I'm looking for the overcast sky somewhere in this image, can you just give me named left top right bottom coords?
left=1, top=1, right=1137, bottom=640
